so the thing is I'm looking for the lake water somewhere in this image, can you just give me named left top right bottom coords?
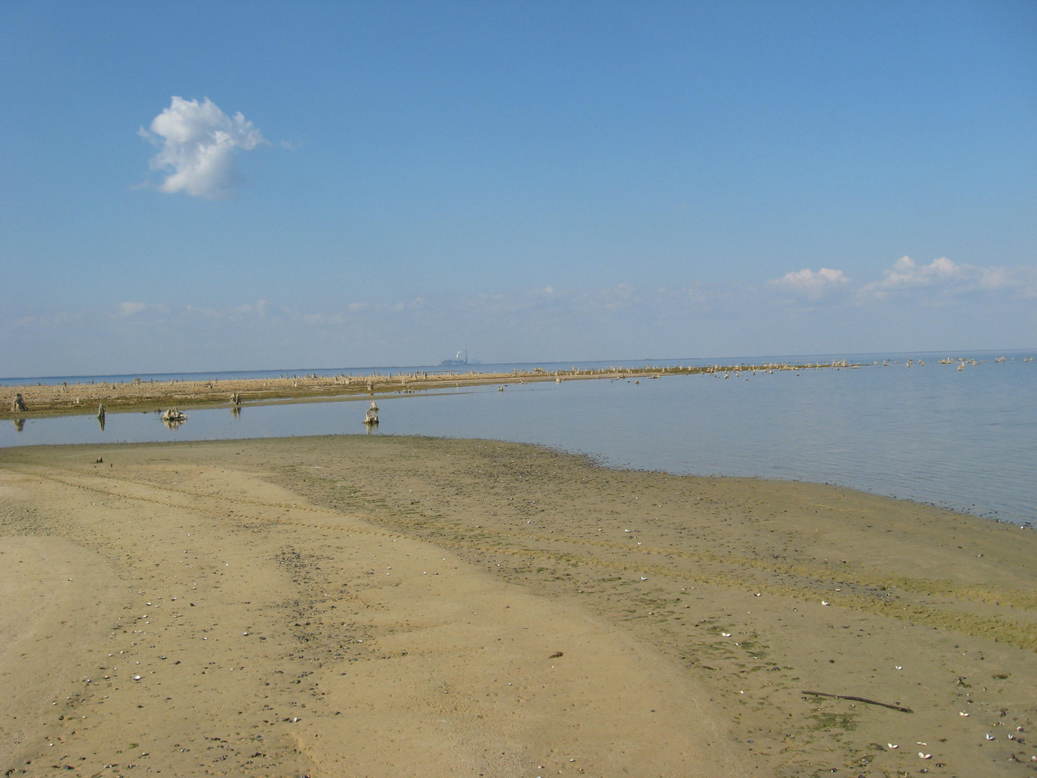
left=3, top=352, right=1035, bottom=525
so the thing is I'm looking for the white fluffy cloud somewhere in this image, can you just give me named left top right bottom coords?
left=140, top=97, right=265, bottom=199
left=770, top=267, right=849, bottom=299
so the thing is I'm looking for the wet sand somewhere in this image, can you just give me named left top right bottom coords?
left=1, top=436, right=1035, bottom=776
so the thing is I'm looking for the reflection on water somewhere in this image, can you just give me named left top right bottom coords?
left=2, top=357, right=1035, bottom=525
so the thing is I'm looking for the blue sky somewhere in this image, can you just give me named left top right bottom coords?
left=1, top=0, right=1034, bottom=375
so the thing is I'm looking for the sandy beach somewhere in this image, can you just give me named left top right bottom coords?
left=2, top=436, right=1035, bottom=777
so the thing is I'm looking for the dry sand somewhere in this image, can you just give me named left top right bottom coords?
left=1, top=436, right=1035, bottom=777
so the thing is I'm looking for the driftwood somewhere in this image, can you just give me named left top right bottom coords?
left=801, top=689, right=913, bottom=713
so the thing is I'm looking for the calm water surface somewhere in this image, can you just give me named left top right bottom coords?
left=3, top=354, right=1035, bottom=525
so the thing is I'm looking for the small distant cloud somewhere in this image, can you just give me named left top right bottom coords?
left=12, top=311, right=85, bottom=328
left=862, top=256, right=961, bottom=298
left=139, top=96, right=266, bottom=199
left=302, top=312, right=346, bottom=326
left=976, top=266, right=1011, bottom=291
left=116, top=301, right=168, bottom=317
left=118, top=301, right=148, bottom=317
left=770, top=267, right=849, bottom=300
left=598, top=282, right=639, bottom=311
left=860, top=256, right=1036, bottom=300
left=233, top=299, right=270, bottom=317
left=295, top=297, right=425, bottom=323
left=388, top=297, right=426, bottom=313
left=181, top=299, right=275, bottom=320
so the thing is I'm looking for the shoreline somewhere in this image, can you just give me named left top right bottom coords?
left=1, top=361, right=850, bottom=419
left=2, top=435, right=1036, bottom=775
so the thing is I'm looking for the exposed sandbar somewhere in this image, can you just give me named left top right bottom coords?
left=1, top=361, right=852, bottom=418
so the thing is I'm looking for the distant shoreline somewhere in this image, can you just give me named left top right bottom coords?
left=5, top=347, right=1034, bottom=386
left=1, top=360, right=852, bottom=419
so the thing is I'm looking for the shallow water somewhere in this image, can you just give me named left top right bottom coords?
left=3, top=353, right=1035, bottom=524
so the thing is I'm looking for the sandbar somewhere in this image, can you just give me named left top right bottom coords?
left=1, top=362, right=849, bottom=418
